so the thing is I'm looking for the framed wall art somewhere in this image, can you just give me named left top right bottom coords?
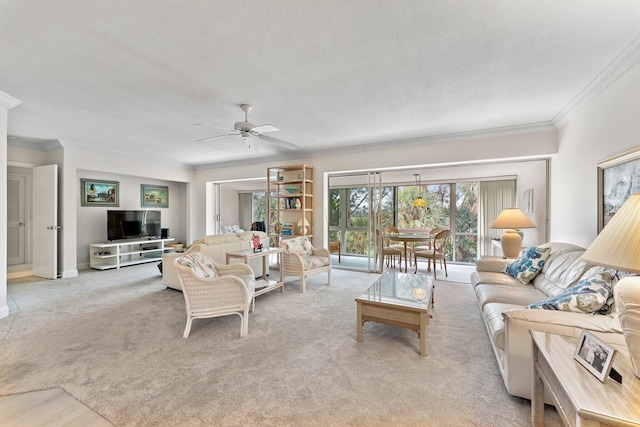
left=141, top=184, right=169, bottom=208
left=597, top=147, right=640, bottom=232
left=81, top=179, right=119, bottom=207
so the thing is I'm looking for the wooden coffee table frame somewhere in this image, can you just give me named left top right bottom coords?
left=226, top=247, right=284, bottom=299
left=356, top=272, right=434, bottom=357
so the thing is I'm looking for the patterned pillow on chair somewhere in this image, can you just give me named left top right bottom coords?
left=281, top=237, right=312, bottom=256
left=177, top=252, right=218, bottom=278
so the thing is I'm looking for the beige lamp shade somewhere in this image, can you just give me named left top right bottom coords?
left=581, top=193, right=640, bottom=378
left=581, top=193, right=640, bottom=273
left=490, top=208, right=536, bottom=258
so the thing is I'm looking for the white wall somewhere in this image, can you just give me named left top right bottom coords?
left=194, top=130, right=557, bottom=247
left=75, top=170, right=188, bottom=269
left=552, top=61, right=640, bottom=248
left=0, top=103, right=8, bottom=319
left=6, top=146, right=194, bottom=275
left=1, top=90, right=22, bottom=319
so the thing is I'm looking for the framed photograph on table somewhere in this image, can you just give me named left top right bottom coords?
left=141, top=185, right=169, bottom=208
left=81, top=179, right=119, bottom=206
left=574, top=330, right=615, bottom=382
left=597, top=147, right=640, bottom=232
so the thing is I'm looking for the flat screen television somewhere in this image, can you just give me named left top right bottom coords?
left=107, top=210, right=161, bottom=241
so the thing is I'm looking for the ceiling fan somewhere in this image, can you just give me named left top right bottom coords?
left=195, top=104, right=298, bottom=151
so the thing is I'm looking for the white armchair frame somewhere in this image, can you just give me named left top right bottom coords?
left=175, top=257, right=255, bottom=338
left=281, top=237, right=331, bottom=293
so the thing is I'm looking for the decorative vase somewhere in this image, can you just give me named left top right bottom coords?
left=614, top=276, right=640, bottom=378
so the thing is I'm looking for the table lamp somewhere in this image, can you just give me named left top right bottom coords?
left=582, top=193, right=640, bottom=378
left=297, top=217, right=310, bottom=235
left=490, top=208, right=536, bottom=258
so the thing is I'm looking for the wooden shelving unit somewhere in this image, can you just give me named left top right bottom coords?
left=266, top=164, right=314, bottom=246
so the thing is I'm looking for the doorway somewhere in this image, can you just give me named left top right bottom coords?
left=7, top=172, right=27, bottom=265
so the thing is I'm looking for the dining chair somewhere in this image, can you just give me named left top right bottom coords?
left=413, top=229, right=451, bottom=279
left=376, top=229, right=403, bottom=269
left=412, top=227, right=443, bottom=254
left=385, top=225, right=410, bottom=266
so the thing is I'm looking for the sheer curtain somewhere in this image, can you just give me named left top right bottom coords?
left=478, top=180, right=516, bottom=257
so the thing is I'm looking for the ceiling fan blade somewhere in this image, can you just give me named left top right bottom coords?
left=196, top=133, right=238, bottom=142
left=251, top=124, right=279, bottom=133
left=257, top=134, right=298, bottom=150
left=194, top=123, right=236, bottom=132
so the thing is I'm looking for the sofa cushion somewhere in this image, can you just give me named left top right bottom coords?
left=471, top=271, right=522, bottom=288
left=532, top=251, right=593, bottom=298
left=195, top=234, right=239, bottom=245
left=528, top=272, right=612, bottom=314
left=177, top=252, right=218, bottom=279
left=475, top=283, right=547, bottom=309
left=504, top=245, right=550, bottom=284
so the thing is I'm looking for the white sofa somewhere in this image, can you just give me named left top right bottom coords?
left=162, top=231, right=270, bottom=291
left=471, top=242, right=624, bottom=401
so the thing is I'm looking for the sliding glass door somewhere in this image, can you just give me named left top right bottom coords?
left=328, top=171, right=384, bottom=273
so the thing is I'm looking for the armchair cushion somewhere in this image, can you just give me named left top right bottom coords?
left=301, top=255, right=331, bottom=270
left=176, top=252, right=218, bottom=279
left=504, top=245, right=550, bottom=285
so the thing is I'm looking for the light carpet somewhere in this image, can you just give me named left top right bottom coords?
left=1, top=264, right=561, bottom=426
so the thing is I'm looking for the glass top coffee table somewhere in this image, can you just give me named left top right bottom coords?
left=355, top=271, right=434, bottom=357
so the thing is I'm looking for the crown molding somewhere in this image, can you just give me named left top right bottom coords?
left=0, top=91, right=21, bottom=109
left=8, top=137, right=62, bottom=151
left=554, top=35, right=640, bottom=128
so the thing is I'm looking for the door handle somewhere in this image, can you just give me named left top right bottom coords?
left=47, top=225, right=63, bottom=230
left=18, top=222, right=24, bottom=226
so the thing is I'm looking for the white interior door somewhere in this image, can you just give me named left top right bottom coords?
left=32, top=164, right=58, bottom=279
left=7, top=173, right=26, bottom=265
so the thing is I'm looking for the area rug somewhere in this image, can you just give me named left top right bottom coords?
left=0, top=264, right=560, bottom=426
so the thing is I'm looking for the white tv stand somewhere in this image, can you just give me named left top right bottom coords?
left=90, top=238, right=174, bottom=270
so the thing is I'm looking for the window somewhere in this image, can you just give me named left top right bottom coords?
left=329, top=180, right=480, bottom=264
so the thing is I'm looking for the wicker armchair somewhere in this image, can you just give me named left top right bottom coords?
left=280, top=236, right=331, bottom=293
left=174, top=252, right=255, bottom=338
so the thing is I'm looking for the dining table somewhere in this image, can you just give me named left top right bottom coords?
left=383, top=232, right=433, bottom=273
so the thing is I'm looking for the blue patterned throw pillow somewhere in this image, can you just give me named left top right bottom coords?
left=504, top=245, right=550, bottom=284
left=528, top=272, right=612, bottom=314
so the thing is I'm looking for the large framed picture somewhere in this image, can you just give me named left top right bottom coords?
left=81, top=179, right=119, bottom=207
left=574, top=330, right=616, bottom=382
left=597, top=147, right=640, bottom=232
left=141, top=184, right=169, bottom=208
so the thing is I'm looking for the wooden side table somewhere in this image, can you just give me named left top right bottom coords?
left=530, top=330, right=640, bottom=426
left=226, top=247, right=284, bottom=301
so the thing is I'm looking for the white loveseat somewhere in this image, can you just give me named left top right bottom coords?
left=471, top=242, right=624, bottom=401
left=162, top=231, right=270, bottom=291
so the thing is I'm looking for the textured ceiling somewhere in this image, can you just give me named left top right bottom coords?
left=2, top=1, right=640, bottom=168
